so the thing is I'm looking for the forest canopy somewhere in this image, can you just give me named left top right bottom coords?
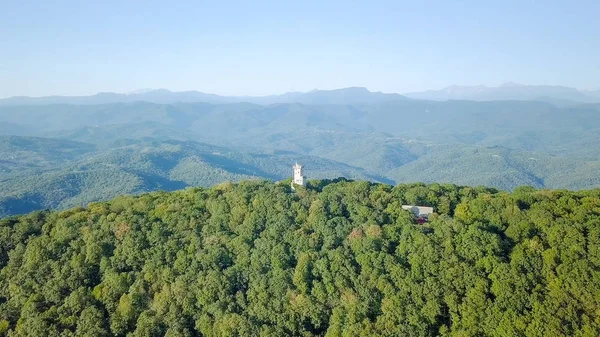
left=1, top=179, right=600, bottom=336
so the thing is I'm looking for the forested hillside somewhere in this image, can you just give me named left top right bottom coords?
left=0, top=138, right=386, bottom=217
left=1, top=179, right=599, bottom=336
left=1, top=99, right=600, bottom=216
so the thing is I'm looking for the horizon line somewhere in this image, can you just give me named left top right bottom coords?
left=1, top=82, right=600, bottom=100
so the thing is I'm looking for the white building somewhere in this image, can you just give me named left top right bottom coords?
left=291, top=163, right=306, bottom=190
left=402, top=205, right=434, bottom=219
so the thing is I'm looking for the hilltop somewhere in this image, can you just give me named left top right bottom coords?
left=1, top=179, right=599, bottom=336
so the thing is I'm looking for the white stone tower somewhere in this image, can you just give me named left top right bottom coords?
left=291, top=163, right=305, bottom=190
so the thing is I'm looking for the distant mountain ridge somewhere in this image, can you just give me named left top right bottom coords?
left=584, top=89, right=600, bottom=98
left=0, top=87, right=407, bottom=106
left=4, top=84, right=600, bottom=106
left=404, top=83, right=600, bottom=103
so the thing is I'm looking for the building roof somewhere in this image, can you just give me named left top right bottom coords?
left=402, top=205, right=434, bottom=217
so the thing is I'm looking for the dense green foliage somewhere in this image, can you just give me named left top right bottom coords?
left=1, top=180, right=599, bottom=336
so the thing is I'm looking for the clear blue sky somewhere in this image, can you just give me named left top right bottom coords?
left=1, top=0, right=599, bottom=98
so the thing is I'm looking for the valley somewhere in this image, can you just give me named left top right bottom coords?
left=1, top=91, right=599, bottom=216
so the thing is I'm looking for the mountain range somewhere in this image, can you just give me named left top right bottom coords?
left=1, top=85, right=600, bottom=216
left=404, top=83, right=600, bottom=104
left=2, top=84, right=600, bottom=106
left=0, top=87, right=408, bottom=106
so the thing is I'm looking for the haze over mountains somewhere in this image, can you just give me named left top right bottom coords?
left=1, top=84, right=600, bottom=216
left=0, top=87, right=408, bottom=106
left=2, top=83, right=600, bottom=106
left=405, top=83, right=600, bottom=103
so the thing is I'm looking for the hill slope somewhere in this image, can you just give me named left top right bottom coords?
left=1, top=180, right=599, bottom=336
left=0, top=137, right=390, bottom=217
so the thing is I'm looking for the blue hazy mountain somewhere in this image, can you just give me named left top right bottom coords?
left=584, top=89, right=600, bottom=99
left=404, top=83, right=600, bottom=103
left=4, top=84, right=599, bottom=107
left=0, top=87, right=407, bottom=106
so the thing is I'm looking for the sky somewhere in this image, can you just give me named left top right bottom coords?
left=1, top=0, right=599, bottom=98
